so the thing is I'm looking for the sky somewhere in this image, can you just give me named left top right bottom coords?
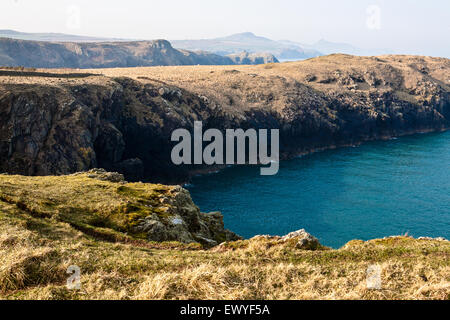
left=1, top=0, right=449, bottom=57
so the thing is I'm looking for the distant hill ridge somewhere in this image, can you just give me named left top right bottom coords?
left=0, top=29, right=125, bottom=42
left=172, top=32, right=323, bottom=60
left=0, top=37, right=278, bottom=68
left=1, top=29, right=393, bottom=62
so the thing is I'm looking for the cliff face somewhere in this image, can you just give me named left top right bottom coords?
left=0, top=38, right=275, bottom=68
left=226, top=51, right=279, bottom=65
left=0, top=54, right=449, bottom=183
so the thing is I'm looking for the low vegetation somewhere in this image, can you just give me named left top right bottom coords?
left=0, top=171, right=177, bottom=241
left=0, top=173, right=448, bottom=300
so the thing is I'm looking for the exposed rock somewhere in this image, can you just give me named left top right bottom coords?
left=418, top=236, right=448, bottom=242
left=0, top=170, right=239, bottom=248
left=81, top=168, right=126, bottom=183
left=114, top=158, right=144, bottom=182
left=132, top=186, right=241, bottom=247
left=198, top=211, right=242, bottom=243
left=194, top=235, right=219, bottom=248
left=139, top=218, right=169, bottom=242
left=281, top=229, right=321, bottom=250
left=248, top=229, right=322, bottom=251
left=250, top=235, right=273, bottom=241
left=226, top=51, right=279, bottom=65
left=304, top=74, right=317, bottom=82
left=94, top=123, right=125, bottom=165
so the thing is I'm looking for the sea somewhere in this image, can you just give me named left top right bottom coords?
left=186, top=131, right=450, bottom=248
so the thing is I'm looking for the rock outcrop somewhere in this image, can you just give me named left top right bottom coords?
left=0, top=169, right=240, bottom=247
left=78, top=169, right=242, bottom=246
left=0, top=54, right=449, bottom=183
left=0, top=38, right=272, bottom=68
left=226, top=51, right=279, bottom=65
left=281, top=229, right=321, bottom=250
left=246, top=229, right=321, bottom=251
left=131, top=185, right=241, bottom=246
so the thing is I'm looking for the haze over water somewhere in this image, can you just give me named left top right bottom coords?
left=187, top=131, right=450, bottom=248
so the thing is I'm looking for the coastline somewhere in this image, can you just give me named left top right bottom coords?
left=183, top=126, right=450, bottom=185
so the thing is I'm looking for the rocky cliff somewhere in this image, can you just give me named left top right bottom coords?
left=0, top=170, right=240, bottom=247
left=0, top=54, right=449, bottom=183
left=226, top=51, right=279, bottom=64
left=0, top=37, right=276, bottom=68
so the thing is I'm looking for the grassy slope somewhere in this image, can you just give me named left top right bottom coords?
left=85, top=54, right=450, bottom=113
left=0, top=173, right=448, bottom=300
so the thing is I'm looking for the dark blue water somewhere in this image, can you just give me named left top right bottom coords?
left=186, top=131, right=450, bottom=248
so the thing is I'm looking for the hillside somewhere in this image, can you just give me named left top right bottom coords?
left=0, top=29, right=125, bottom=43
left=0, top=30, right=390, bottom=59
left=0, top=38, right=278, bottom=68
left=0, top=171, right=448, bottom=300
left=0, top=169, right=239, bottom=247
left=0, top=54, right=449, bottom=183
left=0, top=30, right=370, bottom=60
left=172, top=32, right=322, bottom=60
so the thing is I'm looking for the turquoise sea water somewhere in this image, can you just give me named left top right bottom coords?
left=186, top=131, right=450, bottom=248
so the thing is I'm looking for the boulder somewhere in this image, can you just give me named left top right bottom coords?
left=281, top=229, right=321, bottom=250
left=248, top=229, right=322, bottom=251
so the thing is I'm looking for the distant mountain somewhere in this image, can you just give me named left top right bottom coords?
left=172, top=32, right=322, bottom=60
left=311, top=39, right=362, bottom=55
left=280, top=39, right=393, bottom=56
left=0, top=29, right=393, bottom=63
left=0, top=37, right=277, bottom=68
left=0, top=29, right=125, bottom=43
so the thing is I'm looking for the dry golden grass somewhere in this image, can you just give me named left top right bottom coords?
left=0, top=173, right=182, bottom=242
left=82, top=54, right=450, bottom=112
left=0, top=173, right=449, bottom=300
left=2, top=54, right=448, bottom=115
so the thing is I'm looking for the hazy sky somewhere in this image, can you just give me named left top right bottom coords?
left=1, top=0, right=449, bottom=57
